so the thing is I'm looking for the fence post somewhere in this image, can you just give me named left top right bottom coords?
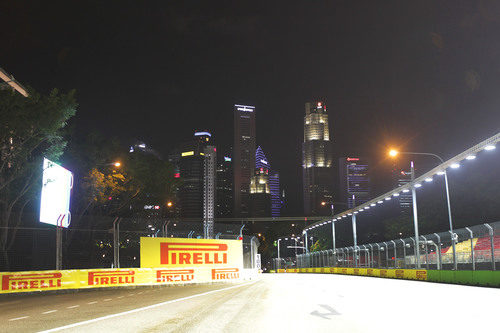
left=434, top=233, right=442, bottom=270
left=56, top=227, right=62, bottom=270
left=421, top=236, right=429, bottom=270
left=383, top=242, right=388, bottom=268
left=376, top=244, right=381, bottom=268
left=484, top=223, right=495, bottom=271
left=390, top=240, right=397, bottom=268
left=400, top=239, right=406, bottom=269
left=368, top=244, right=373, bottom=268
left=465, top=227, right=475, bottom=271
left=112, top=217, right=121, bottom=269
left=409, top=237, right=415, bottom=268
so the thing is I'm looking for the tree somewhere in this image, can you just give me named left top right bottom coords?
left=0, top=88, right=77, bottom=270
left=310, top=239, right=327, bottom=252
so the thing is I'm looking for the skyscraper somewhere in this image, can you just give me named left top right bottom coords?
left=216, top=155, right=233, bottom=217
left=250, top=146, right=281, bottom=217
left=302, top=102, right=334, bottom=216
left=178, top=132, right=213, bottom=218
left=338, top=157, right=370, bottom=209
left=203, top=145, right=216, bottom=238
left=233, top=104, right=256, bottom=217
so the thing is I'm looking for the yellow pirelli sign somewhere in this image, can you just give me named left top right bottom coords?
left=140, top=237, right=243, bottom=269
left=279, top=267, right=428, bottom=281
left=0, top=266, right=244, bottom=294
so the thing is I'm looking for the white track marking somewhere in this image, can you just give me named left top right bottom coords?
left=67, top=305, right=80, bottom=309
left=42, top=310, right=57, bottom=314
left=117, top=296, right=124, bottom=299
left=127, top=293, right=135, bottom=296
left=9, top=316, right=29, bottom=321
left=38, top=281, right=257, bottom=333
left=103, top=298, right=112, bottom=301
left=87, top=301, right=98, bottom=305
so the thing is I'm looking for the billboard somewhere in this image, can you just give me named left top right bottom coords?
left=140, top=237, right=243, bottom=269
left=40, top=158, right=73, bottom=228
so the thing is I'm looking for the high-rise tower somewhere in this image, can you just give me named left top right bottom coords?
left=302, top=101, right=334, bottom=216
left=233, top=104, right=256, bottom=217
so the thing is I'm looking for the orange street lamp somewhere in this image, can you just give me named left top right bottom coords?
left=388, top=149, right=399, bottom=157
left=167, top=201, right=173, bottom=208
left=113, top=161, right=121, bottom=167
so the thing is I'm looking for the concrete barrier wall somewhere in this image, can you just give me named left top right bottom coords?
left=0, top=266, right=246, bottom=294
left=275, top=267, right=500, bottom=287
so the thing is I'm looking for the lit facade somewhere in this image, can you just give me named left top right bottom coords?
left=216, top=155, right=233, bottom=217
left=178, top=132, right=213, bottom=218
left=203, top=146, right=216, bottom=238
left=233, top=104, right=256, bottom=217
left=302, top=102, right=334, bottom=215
left=250, top=146, right=281, bottom=217
left=249, top=168, right=271, bottom=217
left=338, top=157, right=370, bottom=209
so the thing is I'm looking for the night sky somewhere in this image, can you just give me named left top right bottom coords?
left=2, top=1, right=500, bottom=215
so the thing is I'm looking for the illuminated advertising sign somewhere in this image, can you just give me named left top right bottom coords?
left=40, top=158, right=73, bottom=228
left=140, top=237, right=243, bottom=269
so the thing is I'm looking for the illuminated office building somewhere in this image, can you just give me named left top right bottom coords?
left=203, top=145, right=216, bottom=238
left=250, top=146, right=281, bottom=217
left=216, top=155, right=233, bottom=217
left=249, top=168, right=271, bottom=217
left=302, top=101, right=334, bottom=216
left=178, top=132, right=215, bottom=218
left=233, top=104, right=256, bottom=217
left=338, top=157, right=370, bottom=209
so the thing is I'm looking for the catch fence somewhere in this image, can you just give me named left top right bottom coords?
left=273, top=221, right=500, bottom=271
left=0, top=215, right=258, bottom=272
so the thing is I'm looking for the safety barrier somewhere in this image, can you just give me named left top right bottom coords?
left=0, top=266, right=243, bottom=294
left=275, top=267, right=500, bottom=287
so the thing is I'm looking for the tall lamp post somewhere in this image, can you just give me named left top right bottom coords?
left=390, top=150, right=457, bottom=270
left=321, top=201, right=349, bottom=251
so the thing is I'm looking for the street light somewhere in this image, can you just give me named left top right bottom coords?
left=389, top=149, right=457, bottom=269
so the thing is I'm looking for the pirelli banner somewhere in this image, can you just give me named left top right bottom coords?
left=279, top=267, right=428, bottom=281
left=0, top=238, right=244, bottom=294
left=0, top=266, right=243, bottom=294
left=140, top=237, right=243, bottom=270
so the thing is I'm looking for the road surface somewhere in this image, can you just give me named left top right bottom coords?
left=0, top=273, right=498, bottom=332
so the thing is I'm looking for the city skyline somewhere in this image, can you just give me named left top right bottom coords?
left=3, top=1, right=500, bottom=216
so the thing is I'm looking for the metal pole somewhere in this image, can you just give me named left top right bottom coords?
left=391, top=240, right=397, bottom=268
left=383, top=242, right=388, bottom=268
left=399, top=239, right=406, bottom=268
left=56, top=227, right=62, bottom=270
left=422, top=236, right=429, bottom=270
left=331, top=220, right=336, bottom=254
left=465, top=227, right=475, bottom=271
left=368, top=244, right=373, bottom=268
left=409, top=237, right=415, bottom=268
left=484, top=223, right=495, bottom=271
left=443, top=171, right=457, bottom=270
left=304, top=231, right=309, bottom=254
left=377, top=244, right=381, bottom=268
left=277, top=239, right=281, bottom=269
left=411, top=161, right=421, bottom=269
left=163, top=220, right=170, bottom=238
left=352, top=213, right=358, bottom=267
left=434, top=233, right=442, bottom=270
left=294, top=238, right=298, bottom=257
left=112, top=217, right=120, bottom=269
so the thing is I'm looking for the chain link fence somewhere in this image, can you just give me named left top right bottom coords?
left=0, top=215, right=256, bottom=272
left=294, top=221, right=500, bottom=271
